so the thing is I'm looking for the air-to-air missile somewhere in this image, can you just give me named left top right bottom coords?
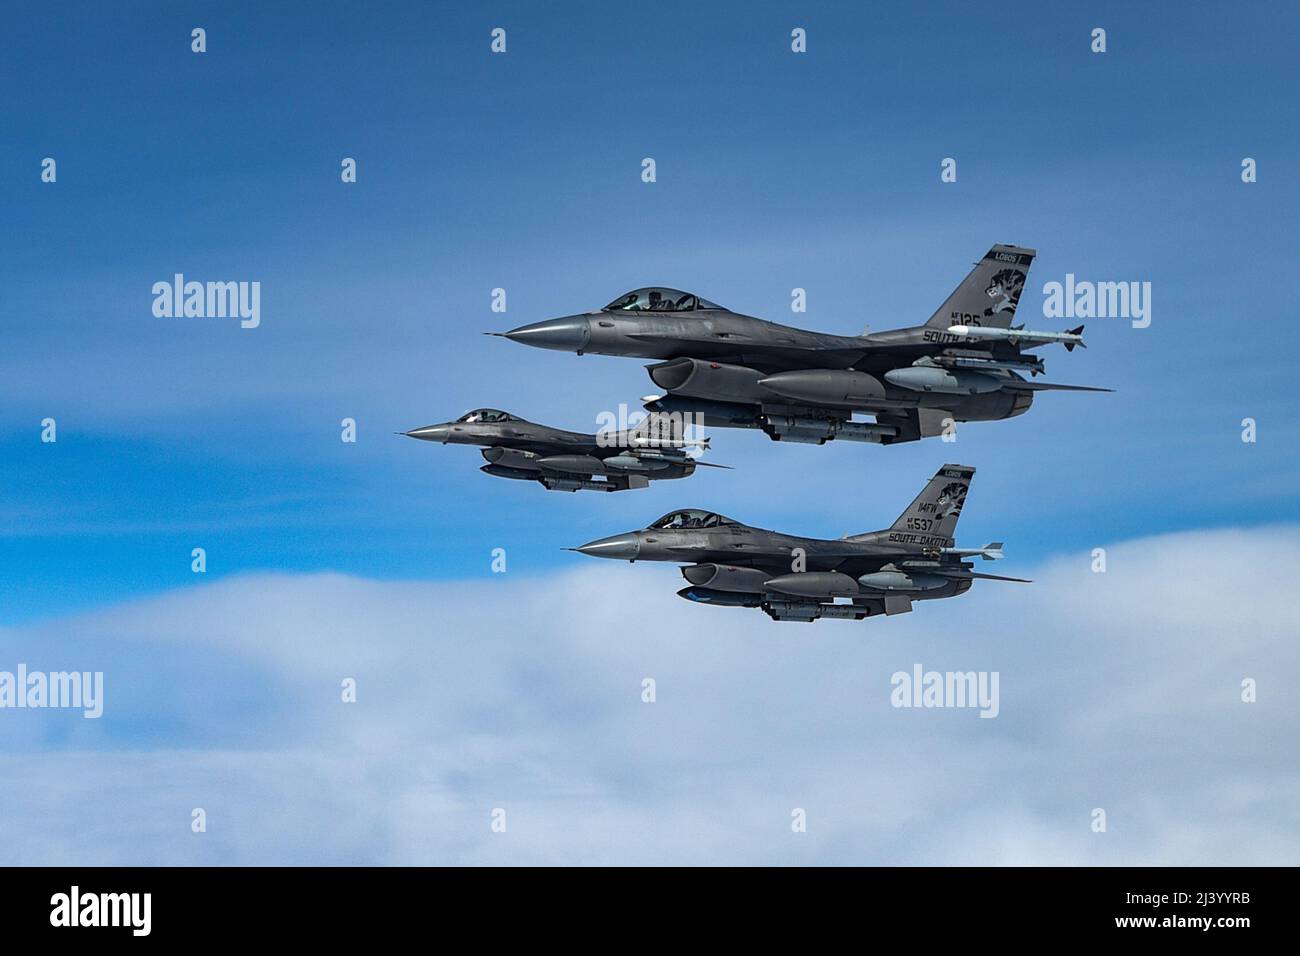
left=400, top=407, right=726, bottom=493
left=571, top=464, right=1029, bottom=622
left=492, top=245, right=1109, bottom=446
left=947, top=323, right=1087, bottom=352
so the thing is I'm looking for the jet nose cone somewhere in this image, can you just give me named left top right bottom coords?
left=574, top=533, right=641, bottom=560
left=503, top=315, right=591, bottom=353
left=402, top=424, right=451, bottom=442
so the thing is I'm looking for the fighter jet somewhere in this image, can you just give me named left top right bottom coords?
left=494, top=245, right=1109, bottom=445
left=400, top=408, right=725, bottom=492
left=571, top=463, right=1028, bottom=622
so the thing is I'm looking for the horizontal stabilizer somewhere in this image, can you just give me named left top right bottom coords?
left=936, top=569, right=1033, bottom=583
left=968, top=571, right=1032, bottom=583
left=1001, top=380, right=1113, bottom=393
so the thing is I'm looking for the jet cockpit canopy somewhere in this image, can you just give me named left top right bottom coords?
left=456, top=408, right=520, bottom=424
left=602, top=288, right=723, bottom=313
left=648, top=509, right=737, bottom=530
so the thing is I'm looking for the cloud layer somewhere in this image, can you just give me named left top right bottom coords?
left=1, top=526, right=1297, bottom=865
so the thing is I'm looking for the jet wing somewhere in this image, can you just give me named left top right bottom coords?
left=824, top=555, right=907, bottom=576
left=623, top=333, right=870, bottom=373
left=677, top=540, right=874, bottom=572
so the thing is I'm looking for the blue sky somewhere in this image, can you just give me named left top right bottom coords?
left=4, top=1, right=1298, bottom=622
left=1, top=2, right=1298, bottom=866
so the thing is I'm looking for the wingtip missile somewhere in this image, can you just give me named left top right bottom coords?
left=939, top=543, right=1004, bottom=561
left=947, top=324, right=1086, bottom=349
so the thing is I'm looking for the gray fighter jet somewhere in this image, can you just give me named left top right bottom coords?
left=400, top=408, right=724, bottom=492
left=572, top=463, right=1028, bottom=621
left=494, top=245, right=1108, bottom=445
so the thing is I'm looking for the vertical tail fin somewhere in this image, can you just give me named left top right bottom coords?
left=925, top=245, right=1036, bottom=329
left=626, top=410, right=685, bottom=447
left=887, top=464, right=975, bottom=546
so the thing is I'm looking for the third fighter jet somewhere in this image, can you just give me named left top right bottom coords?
left=572, top=464, right=1026, bottom=622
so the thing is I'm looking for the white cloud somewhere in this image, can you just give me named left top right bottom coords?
left=1, top=526, right=1297, bottom=865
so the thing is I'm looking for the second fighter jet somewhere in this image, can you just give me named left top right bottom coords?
left=401, top=408, right=724, bottom=492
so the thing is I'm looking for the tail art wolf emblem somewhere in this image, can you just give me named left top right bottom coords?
left=984, top=269, right=1025, bottom=316
left=936, top=481, right=968, bottom=517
